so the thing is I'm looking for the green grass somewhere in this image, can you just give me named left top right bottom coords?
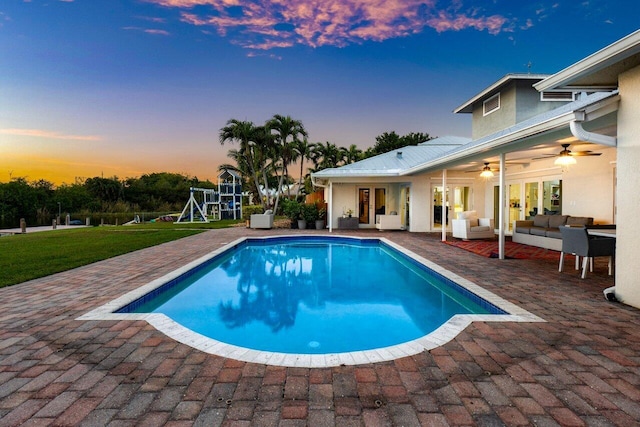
left=0, top=221, right=242, bottom=288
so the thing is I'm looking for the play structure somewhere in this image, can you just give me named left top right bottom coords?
left=176, top=169, right=243, bottom=223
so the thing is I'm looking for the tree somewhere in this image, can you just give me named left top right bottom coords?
left=309, top=141, right=345, bottom=171
left=292, top=138, right=310, bottom=198
left=342, top=144, right=363, bottom=164
left=220, top=120, right=274, bottom=210
left=364, top=131, right=432, bottom=158
left=266, top=114, right=308, bottom=213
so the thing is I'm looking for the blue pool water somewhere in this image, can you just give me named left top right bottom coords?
left=118, top=236, right=504, bottom=354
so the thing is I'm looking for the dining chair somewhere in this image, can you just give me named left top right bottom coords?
left=559, top=226, right=616, bottom=279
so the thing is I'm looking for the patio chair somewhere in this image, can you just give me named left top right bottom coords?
left=559, top=226, right=615, bottom=279
left=452, top=210, right=495, bottom=240
left=250, top=210, right=274, bottom=229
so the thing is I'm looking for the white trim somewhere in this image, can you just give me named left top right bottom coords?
left=534, top=29, right=640, bottom=91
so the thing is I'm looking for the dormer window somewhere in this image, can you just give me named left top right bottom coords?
left=483, top=93, right=500, bottom=116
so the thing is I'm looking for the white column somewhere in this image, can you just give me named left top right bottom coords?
left=498, top=153, right=506, bottom=260
left=441, top=169, right=447, bottom=242
left=329, top=181, right=333, bottom=233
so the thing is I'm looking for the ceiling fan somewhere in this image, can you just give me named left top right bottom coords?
left=465, top=162, right=499, bottom=178
left=533, top=143, right=602, bottom=161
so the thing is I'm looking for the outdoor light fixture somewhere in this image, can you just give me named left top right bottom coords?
left=479, top=163, right=494, bottom=179
left=554, top=144, right=577, bottom=167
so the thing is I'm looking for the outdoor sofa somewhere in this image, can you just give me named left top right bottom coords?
left=512, top=214, right=593, bottom=251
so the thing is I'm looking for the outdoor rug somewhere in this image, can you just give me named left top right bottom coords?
left=444, top=238, right=571, bottom=262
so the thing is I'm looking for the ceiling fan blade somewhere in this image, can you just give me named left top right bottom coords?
left=531, top=155, right=555, bottom=160
left=571, top=151, right=602, bottom=157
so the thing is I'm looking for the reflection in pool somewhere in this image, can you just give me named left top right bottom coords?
left=120, top=237, right=502, bottom=354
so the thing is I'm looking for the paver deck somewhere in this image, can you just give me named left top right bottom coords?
left=1, top=228, right=638, bottom=426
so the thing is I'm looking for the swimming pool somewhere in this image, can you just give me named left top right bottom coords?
left=79, top=235, right=543, bottom=367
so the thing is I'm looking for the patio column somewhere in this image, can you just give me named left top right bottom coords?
left=498, top=153, right=506, bottom=259
left=328, top=181, right=333, bottom=232
left=442, top=169, right=447, bottom=242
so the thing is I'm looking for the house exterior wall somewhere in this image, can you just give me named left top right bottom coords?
left=472, top=80, right=572, bottom=140
left=479, top=151, right=616, bottom=228
left=472, top=84, right=516, bottom=139
left=560, top=148, right=616, bottom=223
left=614, top=64, right=640, bottom=308
left=515, top=80, right=568, bottom=123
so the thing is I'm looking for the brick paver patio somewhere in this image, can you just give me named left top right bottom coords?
left=1, top=228, right=638, bottom=426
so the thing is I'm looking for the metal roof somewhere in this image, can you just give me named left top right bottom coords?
left=453, top=73, right=551, bottom=114
left=312, top=136, right=470, bottom=178
left=313, top=91, right=618, bottom=180
left=402, top=90, right=619, bottom=175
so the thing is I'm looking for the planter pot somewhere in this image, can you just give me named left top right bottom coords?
left=297, top=219, right=307, bottom=230
left=315, top=220, right=325, bottom=230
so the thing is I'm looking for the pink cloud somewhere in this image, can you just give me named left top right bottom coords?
left=146, top=0, right=514, bottom=49
left=0, top=128, right=102, bottom=141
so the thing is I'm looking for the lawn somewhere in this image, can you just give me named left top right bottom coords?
left=0, top=220, right=241, bottom=288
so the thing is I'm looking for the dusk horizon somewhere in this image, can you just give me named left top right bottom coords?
left=2, top=0, right=637, bottom=185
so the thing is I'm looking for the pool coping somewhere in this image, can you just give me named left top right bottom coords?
left=77, top=234, right=545, bottom=368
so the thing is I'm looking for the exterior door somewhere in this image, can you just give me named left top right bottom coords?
left=358, top=188, right=370, bottom=224
left=432, top=185, right=471, bottom=230
left=507, top=182, right=522, bottom=231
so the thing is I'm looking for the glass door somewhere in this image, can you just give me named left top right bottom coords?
left=525, top=182, right=539, bottom=219
left=358, top=188, right=370, bottom=224
left=507, top=182, right=522, bottom=231
left=432, top=186, right=448, bottom=230
left=432, top=185, right=471, bottom=230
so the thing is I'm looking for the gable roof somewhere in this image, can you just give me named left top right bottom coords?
left=535, top=29, right=640, bottom=91
left=454, top=73, right=550, bottom=114
left=312, top=136, right=470, bottom=178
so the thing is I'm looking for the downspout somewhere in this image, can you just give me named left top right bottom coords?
left=570, top=111, right=617, bottom=146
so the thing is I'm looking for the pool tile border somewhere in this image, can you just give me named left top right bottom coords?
left=77, top=235, right=544, bottom=368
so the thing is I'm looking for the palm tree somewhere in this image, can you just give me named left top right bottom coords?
left=293, top=137, right=310, bottom=198
left=343, top=144, right=363, bottom=164
left=266, top=115, right=308, bottom=213
left=309, top=141, right=344, bottom=172
left=220, top=120, right=274, bottom=210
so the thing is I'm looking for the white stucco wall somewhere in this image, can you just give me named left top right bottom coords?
left=614, top=65, right=640, bottom=308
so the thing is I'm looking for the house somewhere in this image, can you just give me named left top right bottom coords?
left=312, top=29, right=640, bottom=308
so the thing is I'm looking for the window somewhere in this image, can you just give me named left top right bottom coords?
left=541, top=91, right=575, bottom=102
left=483, top=93, right=500, bottom=116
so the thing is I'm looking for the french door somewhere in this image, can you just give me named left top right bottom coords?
left=432, top=185, right=472, bottom=230
left=358, top=187, right=386, bottom=227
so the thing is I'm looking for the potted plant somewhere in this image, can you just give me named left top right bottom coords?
left=281, top=199, right=301, bottom=229
left=316, top=206, right=326, bottom=229
left=299, top=203, right=317, bottom=230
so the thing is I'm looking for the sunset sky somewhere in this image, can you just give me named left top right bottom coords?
left=1, top=1, right=637, bottom=185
